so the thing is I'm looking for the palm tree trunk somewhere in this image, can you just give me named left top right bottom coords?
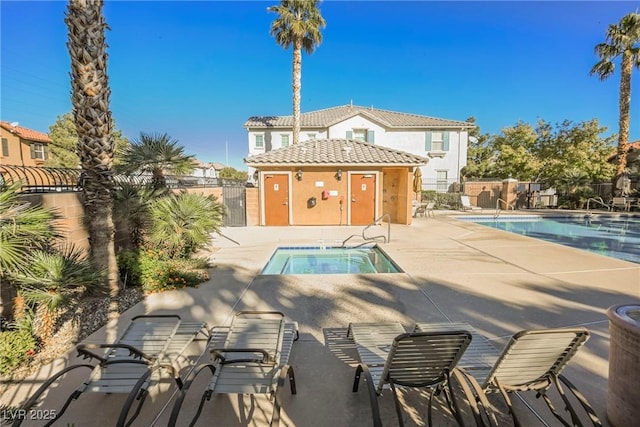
left=66, top=0, right=119, bottom=297
left=616, top=51, right=633, bottom=179
left=292, top=38, right=302, bottom=145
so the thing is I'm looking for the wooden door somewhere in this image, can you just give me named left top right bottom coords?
left=350, top=174, right=376, bottom=225
left=264, top=174, right=289, bottom=226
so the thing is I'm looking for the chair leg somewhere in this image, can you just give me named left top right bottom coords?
left=494, top=378, right=522, bottom=427
left=167, top=364, right=216, bottom=427
left=353, top=364, right=382, bottom=427
left=389, top=382, right=405, bottom=427
left=557, top=375, right=602, bottom=426
left=11, top=363, right=94, bottom=427
left=272, top=365, right=297, bottom=427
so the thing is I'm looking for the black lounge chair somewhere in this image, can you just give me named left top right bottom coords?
left=348, top=322, right=473, bottom=427
left=415, top=323, right=602, bottom=427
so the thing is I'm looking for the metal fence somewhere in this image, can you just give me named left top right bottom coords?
left=0, top=164, right=233, bottom=193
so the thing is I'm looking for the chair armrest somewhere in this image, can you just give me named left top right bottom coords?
left=77, top=343, right=155, bottom=364
left=211, top=347, right=272, bottom=364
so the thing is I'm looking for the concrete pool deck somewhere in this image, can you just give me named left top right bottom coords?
left=2, top=211, right=639, bottom=426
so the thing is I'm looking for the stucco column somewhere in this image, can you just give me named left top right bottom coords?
left=501, top=178, right=518, bottom=210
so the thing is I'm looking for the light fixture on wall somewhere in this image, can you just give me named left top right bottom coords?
left=335, top=169, right=342, bottom=181
left=295, top=169, right=303, bottom=181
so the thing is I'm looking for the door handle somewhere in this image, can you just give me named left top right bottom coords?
left=352, top=198, right=356, bottom=202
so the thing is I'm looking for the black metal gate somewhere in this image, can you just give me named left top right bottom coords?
left=223, top=185, right=246, bottom=227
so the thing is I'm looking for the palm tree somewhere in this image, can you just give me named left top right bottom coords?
left=8, top=246, right=106, bottom=343
left=66, top=0, right=119, bottom=296
left=117, top=132, right=195, bottom=191
left=590, top=12, right=640, bottom=184
left=268, top=0, right=326, bottom=145
left=148, top=193, right=225, bottom=259
left=0, top=182, right=57, bottom=320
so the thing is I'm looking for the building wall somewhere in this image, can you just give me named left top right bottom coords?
left=20, top=192, right=90, bottom=253
left=256, top=166, right=415, bottom=226
left=246, top=187, right=259, bottom=226
left=0, top=131, right=49, bottom=167
left=246, top=113, right=469, bottom=191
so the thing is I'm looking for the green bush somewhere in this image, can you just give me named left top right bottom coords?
left=117, top=249, right=209, bottom=294
left=0, top=322, right=37, bottom=376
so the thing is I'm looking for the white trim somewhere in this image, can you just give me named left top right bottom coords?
left=346, top=170, right=380, bottom=225
left=259, top=171, right=293, bottom=225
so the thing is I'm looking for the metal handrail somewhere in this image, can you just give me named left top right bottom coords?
left=494, top=198, right=513, bottom=219
left=585, top=197, right=610, bottom=216
left=342, top=213, right=391, bottom=247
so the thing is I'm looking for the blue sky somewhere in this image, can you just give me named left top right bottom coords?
left=2, top=1, right=639, bottom=170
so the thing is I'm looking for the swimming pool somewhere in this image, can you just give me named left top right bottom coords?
left=458, top=215, right=640, bottom=264
left=261, top=246, right=402, bottom=274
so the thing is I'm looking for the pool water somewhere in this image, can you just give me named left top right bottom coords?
left=459, top=215, right=640, bottom=264
left=261, top=246, right=402, bottom=274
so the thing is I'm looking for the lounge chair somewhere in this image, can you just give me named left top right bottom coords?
left=460, top=196, right=482, bottom=212
left=611, top=197, right=630, bottom=211
left=348, top=322, right=472, bottom=427
left=168, top=311, right=298, bottom=427
left=14, top=315, right=210, bottom=427
left=414, top=322, right=602, bottom=427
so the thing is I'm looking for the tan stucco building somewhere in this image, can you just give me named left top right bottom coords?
left=0, top=121, right=51, bottom=167
left=245, top=139, right=428, bottom=226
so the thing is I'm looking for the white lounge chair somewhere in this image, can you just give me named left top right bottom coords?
left=460, top=195, right=482, bottom=212
left=169, top=311, right=298, bottom=427
left=16, top=315, right=210, bottom=427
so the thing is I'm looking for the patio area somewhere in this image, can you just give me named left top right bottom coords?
left=2, top=211, right=639, bottom=426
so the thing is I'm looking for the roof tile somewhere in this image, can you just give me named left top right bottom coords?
left=244, top=104, right=473, bottom=129
left=245, top=138, right=429, bottom=166
left=0, top=121, right=51, bottom=143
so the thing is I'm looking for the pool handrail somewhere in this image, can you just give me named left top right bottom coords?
left=342, top=213, right=391, bottom=246
left=586, top=197, right=610, bottom=216
left=494, top=198, right=514, bottom=219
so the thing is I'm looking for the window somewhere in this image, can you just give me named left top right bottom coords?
left=347, top=129, right=375, bottom=143
left=281, top=134, right=289, bottom=147
left=255, top=134, right=264, bottom=148
left=431, top=132, right=444, bottom=151
left=353, top=129, right=367, bottom=142
left=1, top=138, right=8, bottom=157
left=307, top=133, right=316, bottom=140
left=425, top=131, right=450, bottom=153
left=436, top=170, right=448, bottom=192
left=31, top=143, right=45, bottom=159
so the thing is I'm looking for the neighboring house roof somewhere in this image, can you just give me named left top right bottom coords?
left=0, top=121, right=52, bottom=143
left=607, top=141, right=640, bottom=163
left=244, top=104, right=474, bottom=129
left=245, top=138, right=429, bottom=167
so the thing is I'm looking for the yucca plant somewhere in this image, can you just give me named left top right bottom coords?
left=148, top=193, right=225, bottom=258
left=8, top=245, right=106, bottom=343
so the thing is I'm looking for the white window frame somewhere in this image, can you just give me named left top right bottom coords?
left=353, top=129, right=367, bottom=142
left=281, top=134, right=289, bottom=147
left=431, top=132, right=444, bottom=152
left=436, top=170, right=448, bottom=193
left=32, top=143, right=45, bottom=159
left=255, top=134, right=264, bottom=149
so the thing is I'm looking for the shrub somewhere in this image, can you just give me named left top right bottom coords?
left=117, top=249, right=208, bottom=294
left=0, top=319, right=37, bottom=376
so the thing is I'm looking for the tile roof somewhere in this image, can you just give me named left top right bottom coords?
left=607, top=140, right=640, bottom=162
left=0, top=121, right=52, bottom=143
left=244, top=138, right=429, bottom=166
left=244, top=104, right=474, bottom=129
